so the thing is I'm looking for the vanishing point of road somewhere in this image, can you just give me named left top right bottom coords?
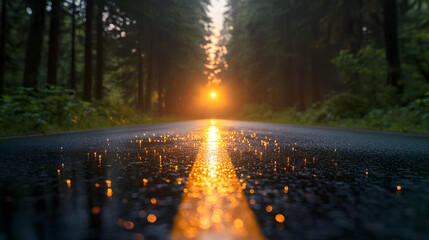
left=1, top=120, right=428, bottom=240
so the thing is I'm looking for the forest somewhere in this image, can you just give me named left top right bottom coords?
left=222, top=0, right=429, bottom=132
left=0, top=0, right=210, bottom=134
left=0, top=0, right=429, bottom=135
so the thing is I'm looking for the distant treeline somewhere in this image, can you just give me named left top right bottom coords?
left=221, top=0, right=429, bottom=115
left=0, top=0, right=210, bottom=116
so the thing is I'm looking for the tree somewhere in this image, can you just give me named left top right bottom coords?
left=0, top=0, right=6, bottom=95
left=108, top=0, right=209, bottom=115
left=83, top=0, right=94, bottom=101
left=95, top=0, right=104, bottom=100
left=23, top=0, right=46, bottom=88
left=144, top=38, right=153, bottom=112
left=47, top=0, right=63, bottom=86
left=383, top=0, right=402, bottom=92
left=137, top=26, right=144, bottom=110
left=225, top=0, right=384, bottom=110
left=70, top=0, right=76, bottom=90
left=2, top=0, right=210, bottom=116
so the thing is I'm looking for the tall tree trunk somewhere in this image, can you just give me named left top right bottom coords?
left=0, top=0, right=6, bottom=95
left=83, top=0, right=94, bottom=101
left=70, top=0, right=76, bottom=90
left=282, top=5, right=294, bottom=108
left=95, top=0, right=104, bottom=100
left=157, top=41, right=165, bottom=117
left=144, top=39, right=153, bottom=112
left=345, top=0, right=363, bottom=52
left=298, top=57, right=307, bottom=111
left=137, top=27, right=144, bottom=110
left=383, top=0, right=402, bottom=92
left=357, top=0, right=363, bottom=48
left=47, top=0, right=62, bottom=86
left=158, top=70, right=164, bottom=117
left=23, top=0, right=46, bottom=88
left=284, top=57, right=293, bottom=107
left=310, top=51, right=320, bottom=103
left=311, top=21, right=320, bottom=103
left=156, top=36, right=165, bottom=117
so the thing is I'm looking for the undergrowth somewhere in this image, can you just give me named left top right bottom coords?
left=0, top=87, right=181, bottom=136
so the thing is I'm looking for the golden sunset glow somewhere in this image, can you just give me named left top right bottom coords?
left=170, top=125, right=264, bottom=240
left=211, top=92, right=216, bottom=98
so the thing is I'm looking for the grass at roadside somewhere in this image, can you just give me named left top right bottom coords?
left=0, top=87, right=184, bottom=137
left=235, top=103, right=429, bottom=134
left=0, top=116, right=184, bottom=137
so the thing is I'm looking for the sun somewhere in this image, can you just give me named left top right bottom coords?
left=211, top=92, right=216, bottom=98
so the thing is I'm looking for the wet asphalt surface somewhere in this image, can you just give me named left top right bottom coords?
left=0, top=120, right=429, bottom=240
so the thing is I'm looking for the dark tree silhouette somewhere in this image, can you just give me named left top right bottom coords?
left=70, top=0, right=76, bottom=90
left=0, top=0, right=6, bottom=95
left=47, top=0, right=62, bottom=86
left=383, top=0, right=402, bottom=92
left=144, top=38, right=153, bottom=112
left=23, top=0, right=46, bottom=88
left=95, top=0, right=104, bottom=100
left=83, top=0, right=94, bottom=101
left=137, top=27, right=144, bottom=110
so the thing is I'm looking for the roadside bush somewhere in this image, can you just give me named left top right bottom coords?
left=0, top=87, right=147, bottom=135
left=239, top=103, right=273, bottom=120
left=332, top=46, right=397, bottom=110
left=365, top=96, right=429, bottom=132
left=321, top=92, right=369, bottom=118
left=237, top=96, right=429, bottom=133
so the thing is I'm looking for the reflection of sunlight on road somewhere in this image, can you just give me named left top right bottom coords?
left=170, top=125, right=265, bottom=240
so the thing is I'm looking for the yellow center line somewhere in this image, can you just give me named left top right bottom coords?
left=170, top=126, right=265, bottom=240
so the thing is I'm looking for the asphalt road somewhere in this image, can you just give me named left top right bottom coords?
left=0, top=120, right=428, bottom=240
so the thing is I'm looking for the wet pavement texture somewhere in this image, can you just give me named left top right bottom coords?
left=0, top=120, right=429, bottom=240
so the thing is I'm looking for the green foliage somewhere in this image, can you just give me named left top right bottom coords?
left=0, top=87, right=175, bottom=136
left=237, top=97, right=429, bottom=133
left=332, top=46, right=397, bottom=108
left=321, top=92, right=369, bottom=118
left=332, top=47, right=387, bottom=90
left=238, top=40, right=429, bottom=132
left=325, top=43, right=429, bottom=131
left=360, top=96, right=429, bottom=132
left=237, top=42, right=429, bottom=133
left=400, top=15, right=429, bottom=103
left=240, top=103, right=273, bottom=120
